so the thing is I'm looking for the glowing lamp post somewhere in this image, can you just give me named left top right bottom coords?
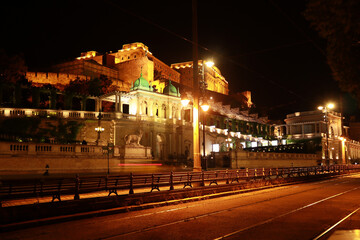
left=95, top=112, right=104, bottom=146
left=318, top=103, right=335, bottom=165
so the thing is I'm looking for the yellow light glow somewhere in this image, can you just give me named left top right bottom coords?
left=327, top=103, right=335, bottom=109
left=205, top=60, right=214, bottom=68
left=200, top=103, right=209, bottom=112
left=181, top=99, right=190, bottom=107
left=95, top=127, right=104, bottom=132
left=318, top=106, right=324, bottom=110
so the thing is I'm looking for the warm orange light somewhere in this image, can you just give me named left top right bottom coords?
left=318, top=103, right=335, bottom=111
left=200, top=103, right=209, bottom=112
left=95, top=127, right=104, bottom=132
left=181, top=99, right=190, bottom=107
left=327, top=103, right=335, bottom=109
left=205, top=60, right=214, bottom=68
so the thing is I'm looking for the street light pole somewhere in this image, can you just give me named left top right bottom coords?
left=200, top=100, right=210, bottom=169
left=192, top=0, right=201, bottom=172
left=95, top=111, right=104, bottom=146
left=318, top=103, right=334, bottom=166
left=325, top=111, right=330, bottom=165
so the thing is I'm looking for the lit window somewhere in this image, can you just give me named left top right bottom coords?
left=212, top=144, right=220, bottom=152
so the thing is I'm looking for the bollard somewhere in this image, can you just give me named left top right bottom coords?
left=170, top=171, right=174, bottom=190
left=262, top=168, right=265, bottom=178
left=129, top=172, right=134, bottom=194
left=254, top=168, right=257, bottom=177
left=246, top=168, right=249, bottom=178
left=74, top=174, right=80, bottom=200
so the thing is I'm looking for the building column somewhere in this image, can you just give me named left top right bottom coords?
left=96, top=98, right=102, bottom=112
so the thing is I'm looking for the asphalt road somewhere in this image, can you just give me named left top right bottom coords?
left=1, top=174, right=360, bottom=240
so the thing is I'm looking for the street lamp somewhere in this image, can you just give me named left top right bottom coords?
left=181, top=97, right=190, bottom=107
left=95, top=111, right=104, bottom=146
left=318, top=103, right=335, bottom=165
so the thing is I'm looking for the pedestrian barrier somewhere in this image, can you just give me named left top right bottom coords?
left=0, top=165, right=359, bottom=207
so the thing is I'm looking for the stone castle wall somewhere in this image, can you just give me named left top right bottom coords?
left=26, top=72, right=90, bottom=86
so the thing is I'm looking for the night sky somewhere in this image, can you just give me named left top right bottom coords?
left=1, top=0, right=357, bottom=120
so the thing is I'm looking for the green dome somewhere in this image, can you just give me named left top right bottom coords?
left=163, top=80, right=180, bottom=97
left=131, top=73, right=153, bottom=91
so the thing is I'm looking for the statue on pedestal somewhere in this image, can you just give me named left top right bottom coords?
left=124, top=130, right=143, bottom=146
left=122, top=130, right=152, bottom=159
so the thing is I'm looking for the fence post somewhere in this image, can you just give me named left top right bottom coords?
left=201, top=171, right=205, bottom=186
left=74, top=174, right=80, bottom=200
left=129, top=172, right=134, bottom=194
left=170, top=171, right=174, bottom=190
left=246, top=168, right=249, bottom=179
left=226, top=170, right=229, bottom=184
left=254, top=168, right=257, bottom=178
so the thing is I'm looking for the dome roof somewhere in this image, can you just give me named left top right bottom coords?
left=131, top=72, right=153, bottom=91
left=163, top=80, right=180, bottom=97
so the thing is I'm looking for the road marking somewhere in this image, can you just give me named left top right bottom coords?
left=312, top=207, right=360, bottom=240
left=213, top=187, right=359, bottom=240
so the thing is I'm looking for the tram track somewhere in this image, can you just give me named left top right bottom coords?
left=100, top=175, right=359, bottom=240
left=312, top=207, right=360, bottom=240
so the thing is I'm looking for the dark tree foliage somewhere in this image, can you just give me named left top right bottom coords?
left=304, top=0, right=360, bottom=102
left=64, top=77, right=89, bottom=96
left=0, top=49, right=28, bottom=85
left=67, top=75, right=117, bottom=97
left=43, top=119, right=84, bottom=144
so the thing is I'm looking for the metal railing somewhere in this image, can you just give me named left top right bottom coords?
left=1, top=165, right=359, bottom=207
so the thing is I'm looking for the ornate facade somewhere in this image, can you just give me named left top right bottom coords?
left=0, top=42, right=276, bottom=163
left=275, top=110, right=360, bottom=164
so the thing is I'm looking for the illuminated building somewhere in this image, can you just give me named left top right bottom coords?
left=171, top=60, right=229, bottom=95
left=0, top=42, right=277, bottom=169
left=275, top=110, right=360, bottom=165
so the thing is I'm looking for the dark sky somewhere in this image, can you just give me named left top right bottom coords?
left=1, top=0, right=357, bottom=120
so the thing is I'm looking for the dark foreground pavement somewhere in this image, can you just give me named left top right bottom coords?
left=1, top=173, right=359, bottom=240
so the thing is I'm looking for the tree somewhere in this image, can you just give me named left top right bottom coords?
left=64, top=77, right=89, bottom=96
left=0, top=49, right=28, bottom=85
left=0, top=50, right=28, bottom=106
left=304, top=0, right=360, bottom=102
left=88, top=75, right=118, bottom=96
